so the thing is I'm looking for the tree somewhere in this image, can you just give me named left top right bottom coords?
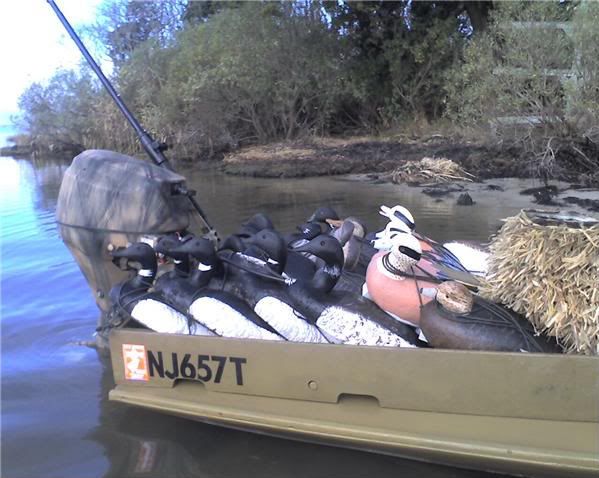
left=182, top=0, right=244, bottom=23
left=322, top=1, right=490, bottom=125
left=94, top=0, right=186, bottom=67
left=17, top=69, right=99, bottom=150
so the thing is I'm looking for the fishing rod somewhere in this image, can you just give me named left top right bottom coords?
left=47, top=0, right=218, bottom=242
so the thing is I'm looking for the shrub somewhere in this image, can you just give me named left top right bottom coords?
left=446, top=2, right=576, bottom=138
left=446, top=1, right=599, bottom=180
left=568, top=1, right=599, bottom=142
left=17, top=69, right=99, bottom=151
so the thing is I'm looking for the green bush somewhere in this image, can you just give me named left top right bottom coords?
left=17, top=69, right=99, bottom=151
left=445, top=1, right=599, bottom=179
left=446, top=2, right=577, bottom=138
left=568, top=1, right=599, bottom=141
left=19, top=0, right=595, bottom=177
left=384, top=15, right=463, bottom=124
left=113, top=2, right=349, bottom=157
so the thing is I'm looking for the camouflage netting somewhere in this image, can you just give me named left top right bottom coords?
left=392, top=157, right=474, bottom=185
left=480, top=210, right=599, bottom=355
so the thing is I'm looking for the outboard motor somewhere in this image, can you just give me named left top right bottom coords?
left=56, top=149, right=195, bottom=337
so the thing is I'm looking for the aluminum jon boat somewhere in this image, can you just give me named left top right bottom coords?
left=46, top=6, right=599, bottom=474
left=54, top=151, right=598, bottom=477
left=108, top=329, right=599, bottom=478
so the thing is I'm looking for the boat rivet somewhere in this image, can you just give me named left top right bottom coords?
left=308, top=380, right=318, bottom=391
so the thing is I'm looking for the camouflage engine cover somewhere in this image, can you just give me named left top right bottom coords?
left=56, top=149, right=192, bottom=317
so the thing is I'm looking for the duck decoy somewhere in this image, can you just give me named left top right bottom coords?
left=155, top=236, right=284, bottom=341
left=109, top=242, right=214, bottom=335
left=289, top=235, right=420, bottom=347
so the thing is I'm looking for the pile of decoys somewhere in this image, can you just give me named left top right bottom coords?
left=108, top=205, right=561, bottom=353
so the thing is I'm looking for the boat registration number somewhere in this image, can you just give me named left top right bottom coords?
left=122, top=344, right=247, bottom=385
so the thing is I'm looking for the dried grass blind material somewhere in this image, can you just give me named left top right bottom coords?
left=392, top=157, right=474, bottom=185
left=480, top=211, right=599, bottom=355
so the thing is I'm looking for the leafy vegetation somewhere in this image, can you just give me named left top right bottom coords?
left=17, top=69, right=97, bottom=152
left=15, top=0, right=599, bottom=181
left=446, top=1, right=599, bottom=181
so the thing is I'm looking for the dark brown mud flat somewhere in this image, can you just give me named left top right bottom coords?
left=222, top=137, right=525, bottom=179
left=222, top=136, right=599, bottom=187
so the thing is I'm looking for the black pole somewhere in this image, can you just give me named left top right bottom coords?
left=47, top=0, right=218, bottom=239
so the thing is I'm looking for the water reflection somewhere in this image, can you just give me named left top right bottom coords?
left=1, top=155, right=104, bottom=478
left=29, top=156, right=70, bottom=211
left=182, top=166, right=556, bottom=244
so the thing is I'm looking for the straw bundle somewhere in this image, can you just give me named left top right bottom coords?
left=479, top=211, right=599, bottom=355
left=392, top=157, right=474, bottom=184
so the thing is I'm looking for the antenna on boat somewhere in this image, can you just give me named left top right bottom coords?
left=46, top=0, right=219, bottom=243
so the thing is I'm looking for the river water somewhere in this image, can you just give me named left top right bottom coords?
left=2, top=152, right=596, bottom=478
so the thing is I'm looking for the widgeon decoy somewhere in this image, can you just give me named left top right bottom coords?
left=365, top=233, right=440, bottom=327
left=377, top=204, right=489, bottom=276
left=419, top=281, right=562, bottom=353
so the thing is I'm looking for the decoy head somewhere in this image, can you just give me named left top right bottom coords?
left=436, top=281, right=473, bottom=314
left=293, top=234, right=344, bottom=269
left=331, top=220, right=355, bottom=247
left=172, top=237, right=218, bottom=288
left=175, top=237, right=217, bottom=268
left=247, top=229, right=287, bottom=273
left=377, top=221, right=412, bottom=241
left=344, top=216, right=367, bottom=238
left=326, top=216, right=366, bottom=239
left=372, top=222, right=413, bottom=251
left=155, top=234, right=186, bottom=261
left=308, top=206, right=339, bottom=225
left=241, top=213, right=274, bottom=233
left=111, top=242, right=157, bottom=277
left=387, top=233, right=422, bottom=273
left=154, top=233, right=191, bottom=275
left=342, top=237, right=362, bottom=272
left=220, top=234, right=246, bottom=253
left=379, top=205, right=415, bottom=232
left=154, top=233, right=180, bottom=254
left=294, top=234, right=344, bottom=292
left=296, top=221, right=322, bottom=241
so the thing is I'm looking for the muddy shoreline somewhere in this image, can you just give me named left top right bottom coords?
left=5, top=134, right=597, bottom=187
left=219, top=137, right=599, bottom=213
left=221, top=137, right=598, bottom=187
left=5, top=135, right=598, bottom=212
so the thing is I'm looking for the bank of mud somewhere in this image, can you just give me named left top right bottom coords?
left=222, top=136, right=599, bottom=187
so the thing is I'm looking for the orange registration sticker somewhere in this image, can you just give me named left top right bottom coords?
left=122, top=344, right=149, bottom=381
